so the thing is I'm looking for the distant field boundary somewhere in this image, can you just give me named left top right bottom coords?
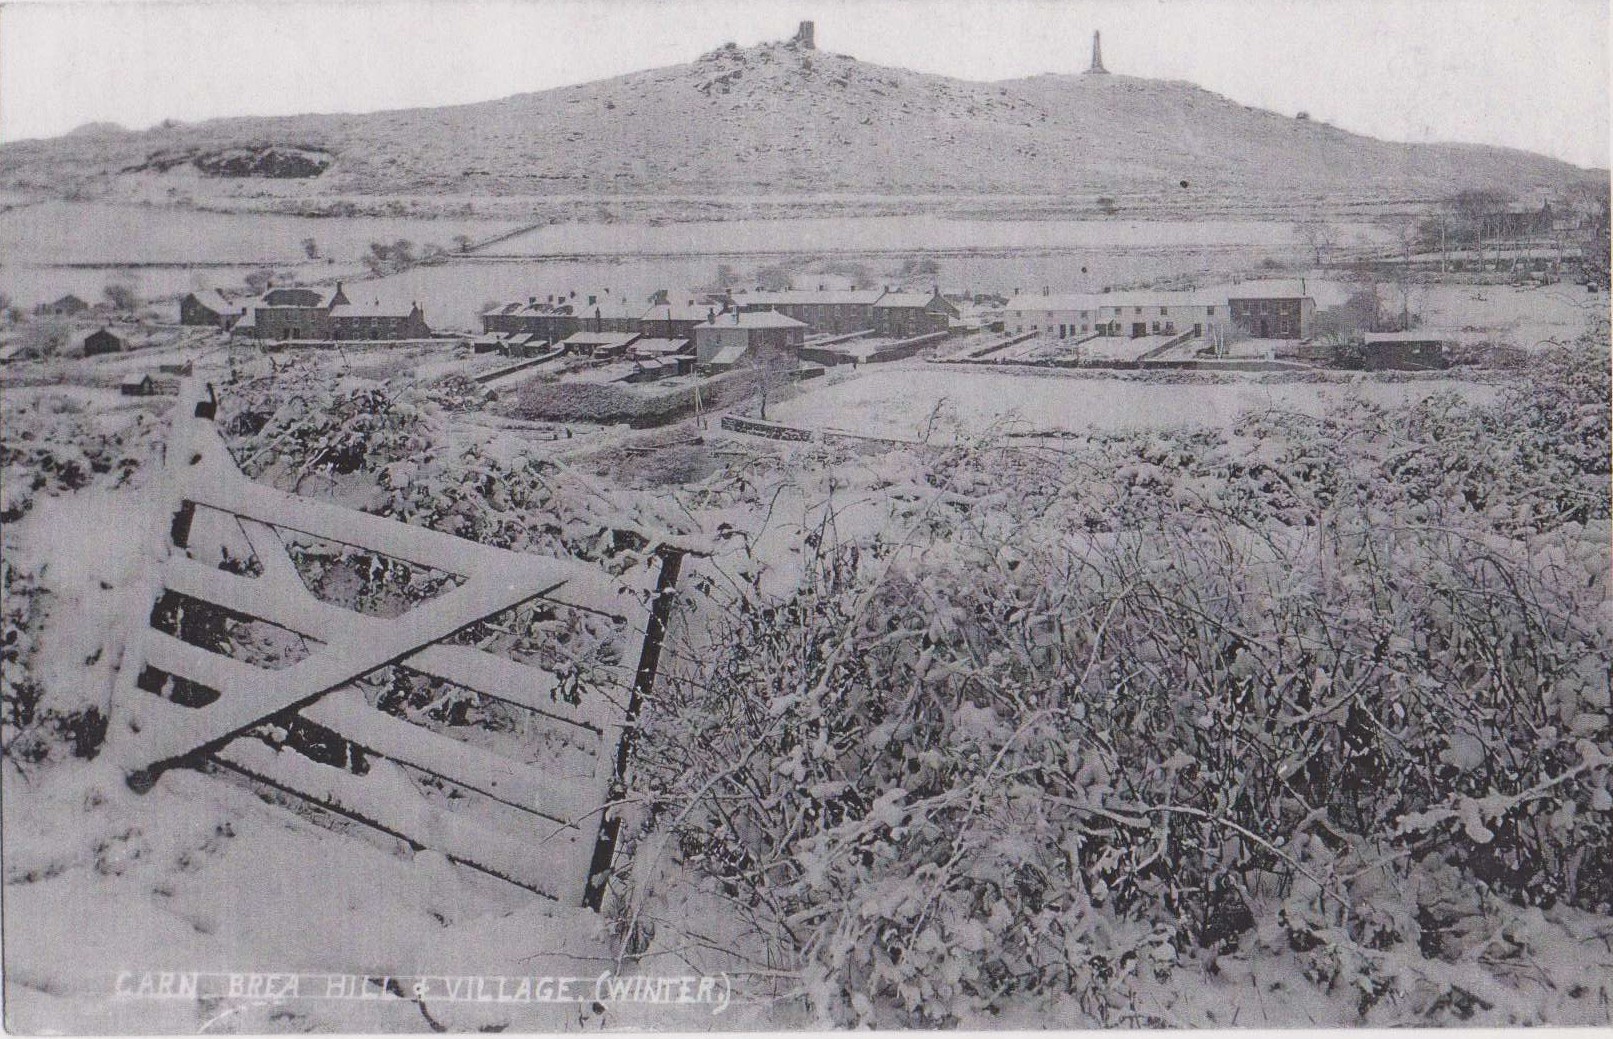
left=720, top=414, right=915, bottom=448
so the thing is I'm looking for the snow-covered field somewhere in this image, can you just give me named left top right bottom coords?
left=768, top=363, right=1501, bottom=441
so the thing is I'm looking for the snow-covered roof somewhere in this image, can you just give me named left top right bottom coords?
left=743, top=289, right=885, bottom=306
left=120, top=372, right=153, bottom=386
left=1003, top=293, right=1099, bottom=312
left=329, top=301, right=418, bottom=319
left=643, top=301, right=724, bottom=323
left=629, top=337, right=690, bottom=356
left=1223, top=280, right=1314, bottom=301
left=697, top=311, right=806, bottom=330
left=1006, top=290, right=1220, bottom=313
left=561, top=331, right=640, bottom=348
left=707, top=344, right=750, bottom=365
left=556, top=293, right=646, bottom=320
left=259, top=287, right=336, bottom=309
left=187, top=289, right=241, bottom=314
left=873, top=292, right=938, bottom=308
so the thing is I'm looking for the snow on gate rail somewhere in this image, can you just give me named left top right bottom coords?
left=107, top=379, right=688, bottom=908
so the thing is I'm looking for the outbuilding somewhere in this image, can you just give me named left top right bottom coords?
left=1361, top=332, right=1448, bottom=371
left=40, top=294, right=90, bottom=318
left=560, top=331, right=641, bottom=358
left=180, top=290, right=245, bottom=329
left=120, top=373, right=156, bottom=396
left=82, top=328, right=124, bottom=356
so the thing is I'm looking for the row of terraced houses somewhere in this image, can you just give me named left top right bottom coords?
left=480, top=287, right=958, bottom=341
left=1001, top=280, right=1317, bottom=341
left=181, top=284, right=431, bottom=341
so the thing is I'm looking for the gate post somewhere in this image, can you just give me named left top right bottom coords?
left=582, top=547, right=684, bottom=910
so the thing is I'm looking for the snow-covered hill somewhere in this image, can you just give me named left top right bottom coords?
left=0, top=36, right=1598, bottom=208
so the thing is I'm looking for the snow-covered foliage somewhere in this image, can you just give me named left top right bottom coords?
left=2, top=394, right=156, bottom=765
left=629, top=338, right=1612, bottom=1026
left=218, top=360, right=684, bottom=568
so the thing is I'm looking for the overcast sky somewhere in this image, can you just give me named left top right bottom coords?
left=1, top=0, right=1607, bottom=169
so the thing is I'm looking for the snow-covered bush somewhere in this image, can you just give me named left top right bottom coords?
left=630, top=338, right=1612, bottom=1025
left=1, top=396, right=154, bottom=765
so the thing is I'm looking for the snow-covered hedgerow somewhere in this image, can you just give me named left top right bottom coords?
left=629, top=339, right=1612, bottom=1026
left=218, top=361, right=683, bottom=568
left=2, top=395, right=157, bottom=766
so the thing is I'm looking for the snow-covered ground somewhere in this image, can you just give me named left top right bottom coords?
left=3, top=313, right=1607, bottom=1032
left=766, top=363, right=1501, bottom=442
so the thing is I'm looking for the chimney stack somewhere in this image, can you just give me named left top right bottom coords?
left=795, top=20, right=816, bottom=50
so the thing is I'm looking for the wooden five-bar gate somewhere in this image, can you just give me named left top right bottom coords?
left=109, top=380, right=683, bottom=908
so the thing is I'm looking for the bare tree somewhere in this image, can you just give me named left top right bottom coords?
left=103, top=283, right=139, bottom=312
left=245, top=269, right=276, bottom=295
left=1296, top=218, right=1338, bottom=267
left=745, top=342, right=799, bottom=421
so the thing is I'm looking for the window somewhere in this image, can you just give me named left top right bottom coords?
left=1134, top=306, right=1143, bottom=315
left=1207, top=306, right=1216, bottom=316
left=1160, top=307, right=1168, bottom=316
left=1152, top=322, right=1160, bottom=333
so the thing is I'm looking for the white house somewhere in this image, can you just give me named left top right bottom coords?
left=1003, top=290, right=1225, bottom=339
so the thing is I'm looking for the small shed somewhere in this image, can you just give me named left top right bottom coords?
left=624, top=358, right=679, bottom=384
left=0, top=343, right=38, bottom=365
left=561, top=331, right=640, bottom=358
left=120, top=373, right=156, bottom=397
left=82, top=328, right=124, bottom=356
left=180, top=290, right=244, bottom=329
left=40, top=294, right=90, bottom=318
left=1362, top=332, right=1448, bottom=371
